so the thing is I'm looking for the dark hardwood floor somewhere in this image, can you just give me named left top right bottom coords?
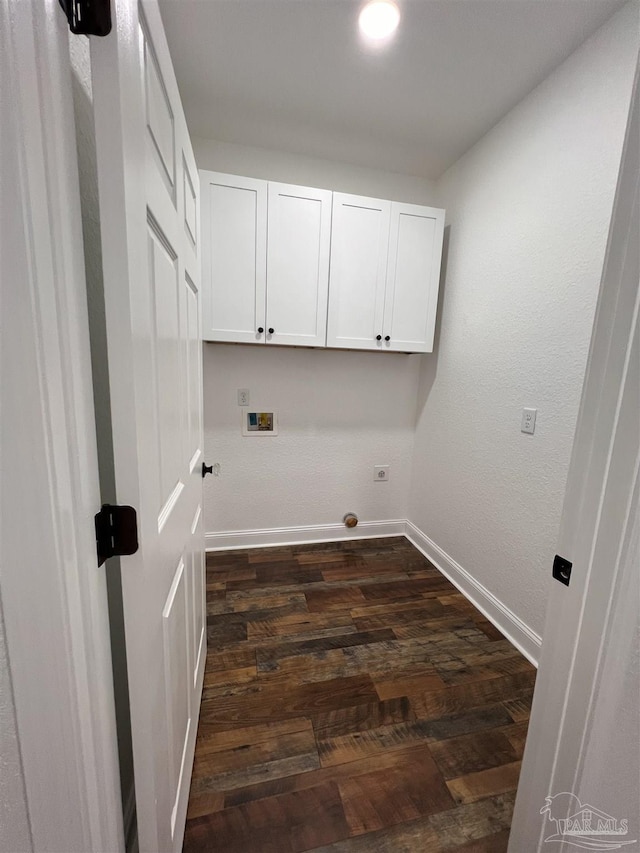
left=183, top=537, right=535, bottom=853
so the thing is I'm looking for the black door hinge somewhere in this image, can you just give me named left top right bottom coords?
left=58, top=0, right=112, bottom=36
left=95, top=504, right=139, bottom=566
left=553, top=554, right=572, bottom=587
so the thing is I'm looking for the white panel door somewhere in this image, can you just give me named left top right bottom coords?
left=327, top=193, right=391, bottom=350
left=91, top=1, right=205, bottom=850
left=200, top=171, right=267, bottom=343
left=266, top=182, right=332, bottom=347
left=383, top=202, right=445, bottom=353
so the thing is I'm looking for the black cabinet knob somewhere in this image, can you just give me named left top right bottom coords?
left=257, top=327, right=264, bottom=334
left=202, top=463, right=213, bottom=478
left=376, top=334, right=382, bottom=341
left=385, top=336, right=391, bottom=342
left=268, top=328, right=274, bottom=335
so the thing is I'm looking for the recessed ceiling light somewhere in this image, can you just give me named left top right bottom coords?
left=359, top=0, right=400, bottom=41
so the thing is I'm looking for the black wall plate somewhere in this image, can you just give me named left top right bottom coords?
left=553, top=554, right=573, bottom=587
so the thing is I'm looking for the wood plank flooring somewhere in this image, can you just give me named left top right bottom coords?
left=183, top=537, right=535, bottom=853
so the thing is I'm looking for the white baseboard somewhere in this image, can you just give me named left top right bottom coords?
left=405, top=520, right=541, bottom=667
left=205, top=519, right=406, bottom=551
left=205, top=517, right=541, bottom=666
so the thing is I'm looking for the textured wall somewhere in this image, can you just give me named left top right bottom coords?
left=193, top=138, right=435, bottom=205
left=203, top=345, right=420, bottom=534
left=408, top=4, right=638, bottom=639
left=195, top=140, right=434, bottom=536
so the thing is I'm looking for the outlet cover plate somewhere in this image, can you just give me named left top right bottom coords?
left=374, top=465, right=389, bottom=482
left=521, top=407, right=537, bottom=435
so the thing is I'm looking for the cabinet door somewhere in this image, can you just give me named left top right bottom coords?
left=266, top=182, right=332, bottom=347
left=200, top=171, right=267, bottom=342
left=327, top=193, right=391, bottom=350
left=383, top=202, right=445, bottom=353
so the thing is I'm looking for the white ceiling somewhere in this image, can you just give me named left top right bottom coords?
left=159, top=0, right=624, bottom=179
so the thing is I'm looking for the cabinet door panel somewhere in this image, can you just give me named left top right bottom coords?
left=201, top=171, right=267, bottom=342
left=327, top=193, right=390, bottom=350
left=384, top=202, right=445, bottom=353
left=266, top=183, right=332, bottom=347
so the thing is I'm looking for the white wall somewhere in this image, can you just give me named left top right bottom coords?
left=195, top=141, right=434, bottom=539
left=203, top=345, right=420, bottom=537
left=193, top=138, right=435, bottom=204
left=408, top=3, right=638, bottom=643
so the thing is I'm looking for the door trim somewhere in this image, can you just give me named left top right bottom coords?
left=508, top=59, right=639, bottom=851
left=1, top=1, right=123, bottom=850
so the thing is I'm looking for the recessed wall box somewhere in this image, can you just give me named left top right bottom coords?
left=242, top=410, right=278, bottom=436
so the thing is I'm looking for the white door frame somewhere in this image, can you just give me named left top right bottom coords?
left=509, top=59, right=639, bottom=850
left=0, top=1, right=123, bottom=851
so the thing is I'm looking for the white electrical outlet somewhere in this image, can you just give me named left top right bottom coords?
left=374, top=465, right=390, bottom=482
left=521, top=408, right=537, bottom=435
left=237, top=388, right=250, bottom=406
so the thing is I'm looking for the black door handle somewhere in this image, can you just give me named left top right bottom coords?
left=385, top=336, right=391, bottom=342
left=376, top=334, right=382, bottom=341
left=268, top=328, right=274, bottom=335
left=257, top=327, right=264, bottom=333
left=202, top=463, right=213, bottom=478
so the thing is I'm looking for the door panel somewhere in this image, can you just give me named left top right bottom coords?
left=148, top=222, right=182, bottom=508
left=190, top=505, right=205, bottom=690
left=201, top=171, right=267, bottom=342
left=184, top=273, right=202, bottom=471
left=266, top=182, right=332, bottom=347
left=327, top=193, right=390, bottom=350
left=144, top=36, right=175, bottom=194
left=92, top=1, right=205, bottom=850
left=183, top=158, right=197, bottom=247
left=384, top=202, right=444, bottom=353
left=162, top=557, right=191, bottom=837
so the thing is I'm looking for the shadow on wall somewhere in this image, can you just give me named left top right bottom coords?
left=415, top=224, right=451, bottom=423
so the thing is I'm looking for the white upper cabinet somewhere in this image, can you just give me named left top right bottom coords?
left=200, top=171, right=267, bottom=343
left=200, top=173, right=445, bottom=353
left=383, top=202, right=445, bottom=353
left=327, top=193, right=391, bottom=350
left=266, top=183, right=332, bottom=347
